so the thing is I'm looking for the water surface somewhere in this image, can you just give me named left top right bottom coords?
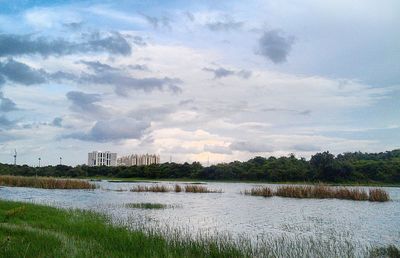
left=1, top=181, right=399, bottom=248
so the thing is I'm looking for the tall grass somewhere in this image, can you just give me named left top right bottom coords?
left=125, top=203, right=168, bottom=209
left=174, top=184, right=182, bottom=192
left=184, top=185, right=222, bottom=193
left=369, top=188, right=390, bottom=202
left=243, top=185, right=390, bottom=202
left=243, top=186, right=273, bottom=197
left=130, top=184, right=222, bottom=193
left=0, top=175, right=96, bottom=189
left=130, top=185, right=170, bottom=192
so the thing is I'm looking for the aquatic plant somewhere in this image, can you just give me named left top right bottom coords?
left=243, top=184, right=390, bottom=202
left=243, top=186, right=273, bottom=197
left=0, top=175, right=96, bottom=189
left=125, top=203, right=168, bottom=209
left=130, top=185, right=170, bottom=192
left=368, top=188, right=390, bottom=202
left=174, top=184, right=182, bottom=192
left=184, top=185, right=222, bottom=193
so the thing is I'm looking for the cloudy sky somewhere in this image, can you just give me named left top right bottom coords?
left=0, top=0, right=399, bottom=166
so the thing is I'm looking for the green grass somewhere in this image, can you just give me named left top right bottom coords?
left=0, top=200, right=398, bottom=257
left=125, top=203, right=168, bottom=209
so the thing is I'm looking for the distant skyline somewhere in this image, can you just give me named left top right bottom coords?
left=0, top=0, right=399, bottom=166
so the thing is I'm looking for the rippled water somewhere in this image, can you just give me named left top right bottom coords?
left=1, top=181, right=399, bottom=248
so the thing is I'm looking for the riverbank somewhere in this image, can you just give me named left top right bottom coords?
left=0, top=200, right=398, bottom=257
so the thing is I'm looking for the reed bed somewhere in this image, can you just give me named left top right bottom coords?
left=243, top=184, right=389, bottom=202
left=243, top=186, right=273, bottom=197
left=0, top=175, right=96, bottom=189
left=184, top=184, right=222, bottom=193
left=125, top=203, right=168, bottom=209
left=174, top=184, right=182, bottom=192
left=130, top=185, right=170, bottom=192
left=369, top=188, right=390, bottom=202
left=130, top=184, right=222, bottom=193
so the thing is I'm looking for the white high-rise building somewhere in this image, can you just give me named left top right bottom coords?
left=117, top=154, right=160, bottom=166
left=88, top=151, right=117, bottom=166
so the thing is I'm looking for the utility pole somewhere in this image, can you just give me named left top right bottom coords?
left=38, top=157, right=41, bottom=168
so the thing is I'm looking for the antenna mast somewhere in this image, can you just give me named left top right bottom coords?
left=13, top=149, right=17, bottom=165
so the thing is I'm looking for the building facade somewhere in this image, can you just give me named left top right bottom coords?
left=117, top=154, right=160, bottom=166
left=88, top=151, right=117, bottom=167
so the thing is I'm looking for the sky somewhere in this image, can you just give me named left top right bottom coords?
left=0, top=0, right=399, bottom=166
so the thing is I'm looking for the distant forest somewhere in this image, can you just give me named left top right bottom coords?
left=1, top=150, right=400, bottom=183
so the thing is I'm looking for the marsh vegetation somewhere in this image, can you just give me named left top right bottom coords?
left=130, top=184, right=222, bottom=193
left=243, top=185, right=390, bottom=202
left=125, top=203, right=169, bottom=209
left=0, top=175, right=96, bottom=189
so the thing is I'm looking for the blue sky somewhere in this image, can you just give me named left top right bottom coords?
left=0, top=0, right=399, bottom=166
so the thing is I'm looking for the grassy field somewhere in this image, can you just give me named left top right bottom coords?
left=0, top=200, right=398, bottom=257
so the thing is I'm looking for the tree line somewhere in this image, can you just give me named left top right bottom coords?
left=1, top=150, right=399, bottom=183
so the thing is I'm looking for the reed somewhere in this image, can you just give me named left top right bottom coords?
left=243, top=184, right=389, bottom=202
left=184, top=185, right=222, bottom=193
left=125, top=203, right=168, bottom=209
left=130, top=185, right=171, bottom=192
left=174, top=184, right=182, bottom=192
left=243, top=186, right=273, bottom=197
left=369, top=188, right=390, bottom=202
left=0, top=175, right=96, bottom=189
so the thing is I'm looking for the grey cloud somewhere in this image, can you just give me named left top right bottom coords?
left=203, top=67, right=252, bottom=79
left=141, top=14, right=171, bottom=29
left=0, top=115, right=16, bottom=130
left=132, top=36, right=147, bottom=46
left=0, top=32, right=131, bottom=57
left=237, top=70, right=252, bottom=79
left=129, top=105, right=176, bottom=121
left=52, top=117, right=62, bottom=127
left=5, top=58, right=181, bottom=96
left=292, top=144, right=321, bottom=152
left=80, top=72, right=182, bottom=95
left=257, top=30, right=294, bottom=64
left=179, top=99, right=194, bottom=106
left=0, top=75, right=5, bottom=86
left=230, top=141, right=273, bottom=153
left=127, top=64, right=149, bottom=71
left=207, top=20, right=243, bottom=31
left=184, top=11, right=195, bottom=22
left=0, top=58, right=47, bottom=85
left=66, top=91, right=106, bottom=115
left=262, top=107, right=311, bottom=116
left=63, top=22, right=84, bottom=30
left=166, top=145, right=202, bottom=154
left=80, top=60, right=118, bottom=72
left=0, top=92, right=18, bottom=112
left=204, top=145, right=232, bottom=154
left=65, top=118, right=150, bottom=142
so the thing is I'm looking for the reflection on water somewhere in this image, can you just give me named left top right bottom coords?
left=1, top=181, right=399, bottom=248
